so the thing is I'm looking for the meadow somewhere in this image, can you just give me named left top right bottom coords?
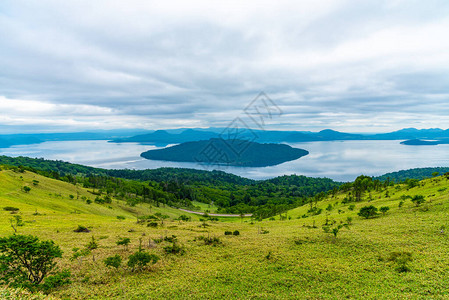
left=1, top=168, right=449, bottom=299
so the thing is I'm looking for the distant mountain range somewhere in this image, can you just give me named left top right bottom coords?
left=2, top=127, right=449, bottom=149
left=140, top=138, right=309, bottom=167
left=112, top=127, right=449, bottom=145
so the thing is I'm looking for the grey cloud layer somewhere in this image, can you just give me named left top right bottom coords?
left=1, top=0, right=449, bottom=132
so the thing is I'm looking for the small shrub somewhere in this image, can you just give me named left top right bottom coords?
left=163, top=242, right=185, bottom=255
left=177, top=214, right=191, bottom=221
left=104, top=255, right=122, bottom=270
left=74, top=225, right=90, bottom=233
left=411, top=195, right=426, bottom=206
left=398, top=201, right=404, bottom=208
left=3, top=207, right=19, bottom=212
left=348, top=204, right=355, bottom=211
left=224, top=231, right=232, bottom=235
left=116, top=215, right=125, bottom=220
left=116, top=237, right=131, bottom=251
left=196, top=235, right=221, bottom=246
left=40, top=270, right=71, bottom=294
left=388, top=251, right=412, bottom=272
left=127, top=251, right=159, bottom=271
left=232, top=230, right=240, bottom=236
left=380, top=206, right=390, bottom=215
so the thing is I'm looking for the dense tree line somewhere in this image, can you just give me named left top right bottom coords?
left=0, top=156, right=342, bottom=217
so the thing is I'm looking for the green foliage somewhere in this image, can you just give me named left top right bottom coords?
left=224, top=231, right=232, bottom=235
left=23, top=186, right=31, bottom=193
left=358, top=205, right=378, bottom=219
left=116, top=215, right=125, bottom=220
left=379, top=206, right=390, bottom=215
left=127, top=251, right=159, bottom=271
left=40, top=269, right=71, bottom=294
left=232, top=230, right=240, bottom=236
left=411, top=195, right=426, bottom=206
left=0, top=235, right=63, bottom=289
left=104, top=255, right=122, bottom=269
left=387, top=251, right=413, bottom=272
left=116, top=237, right=131, bottom=250
left=10, top=215, right=24, bottom=232
left=85, top=236, right=98, bottom=251
left=73, top=225, right=90, bottom=233
left=177, top=214, right=191, bottom=221
left=163, top=242, right=185, bottom=255
left=3, top=206, right=19, bottom=212
left=348, top=204, right=355, bottom=211
left=196, top=236, right=222, bottom=246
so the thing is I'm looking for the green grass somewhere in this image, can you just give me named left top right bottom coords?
left=1, top=169, right=449, bottom=299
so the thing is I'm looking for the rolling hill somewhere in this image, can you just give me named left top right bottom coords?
left=1, top=166, right=449, bottom=298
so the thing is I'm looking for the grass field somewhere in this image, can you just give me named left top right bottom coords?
left=1, top=169, right=449, bottom=299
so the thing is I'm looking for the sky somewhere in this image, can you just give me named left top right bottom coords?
left=1, top=0, right=449, bottom=133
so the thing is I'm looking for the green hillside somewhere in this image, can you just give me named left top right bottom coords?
left=1, top=168, right=449, bottom=299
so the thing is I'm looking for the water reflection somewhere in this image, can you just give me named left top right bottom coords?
left=1, top=140, right=449, bottom=182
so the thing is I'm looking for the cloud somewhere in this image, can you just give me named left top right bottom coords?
left=1, top=0, right=449, bottom=132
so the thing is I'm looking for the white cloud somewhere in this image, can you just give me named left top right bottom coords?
left=1, top=0, right=449, bottom=132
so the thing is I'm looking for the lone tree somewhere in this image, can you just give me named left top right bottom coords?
left=0, top=234, right=65, bottom=289
left=358, top=205, right=378, bottom=219
left=379, top=206, right=390, bottom=215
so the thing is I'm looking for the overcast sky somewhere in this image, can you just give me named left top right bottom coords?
left=1, top=0, right=449, bottom=133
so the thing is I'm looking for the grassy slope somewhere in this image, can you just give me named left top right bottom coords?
left=1, top=170, right=449, bottom=299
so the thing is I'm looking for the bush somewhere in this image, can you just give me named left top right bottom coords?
left=0, top=235, right=64, bottom=290
left=23, top=186, right=31, bottom=193
left=74, top=225, right=90, bottom=233
left=104, top=255, right=122, bottom=269
left=40, top=269, right=71, bottom=294
left=379, top=206, right=390, bottom=215
left=224, top=231, right=232, bottom=235
left=388, top=251, right=412, bottom=272
left=3, top=207, right=19, bottom=212
left=116, top=237, right=131, bottom=251
left=163, top=242, right=185, bottom=255
left=411, top=195, right=426, bottom=206
left=357, top=205, right=378, bottom=219
left=348, top=204, right=355, bottom=211
left=232, top=230, right=240, bottom=236
left=196, top=235, right=221, bottom=246
left=116, top=215, right=125, bottom=220
left=127, top=251, right=159, bottom=271
left=177, top=215, right=191, bottom=221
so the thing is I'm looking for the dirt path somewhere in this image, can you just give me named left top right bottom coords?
left=178, top=208, right=252, bottom=217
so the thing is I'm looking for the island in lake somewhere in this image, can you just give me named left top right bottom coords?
left=140, top=138, right=309, bottom=167
left=401, top=139, right=449, bottom=146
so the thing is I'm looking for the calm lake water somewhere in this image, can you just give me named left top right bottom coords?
left=1, top=140, right=449, bottom=182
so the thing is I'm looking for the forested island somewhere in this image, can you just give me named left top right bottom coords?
left=140, top=138, right=309, bottom=167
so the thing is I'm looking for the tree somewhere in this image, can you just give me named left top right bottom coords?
left=104, top=255, right=122, bottom=270
left=116, top=237, right=131, bottom=251
left=357, top=205, right=378, bottom=219
left=379, top=206, right=390, bottom=215
left=127, top=251, right=159, bottom=271
left=23, top=186, right=31, bottom=193
left=0, top=235, right=64, bottom=288
left=10, top=215, right=24, bottom=233
left=411, top=195, right=425, bottom=206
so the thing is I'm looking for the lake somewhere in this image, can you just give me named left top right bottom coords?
left=1, top=140, right=449, bottom=182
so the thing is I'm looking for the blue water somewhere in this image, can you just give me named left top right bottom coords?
left=1, top=140, right=449, bottom=182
